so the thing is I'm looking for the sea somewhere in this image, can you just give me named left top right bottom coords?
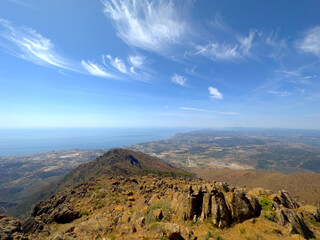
left=0, top=128, right=189, bottom=156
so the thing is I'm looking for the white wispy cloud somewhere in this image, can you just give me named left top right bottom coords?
left=171, top=74, right=187, bottom=86
left=0, top=18, right=77, bottom=71
left=195, top=31, right=255, bottom=61
left=237, top=31, right=255, bottom=55
left=297, top=26, right=320, bottom=57
left=268, top=90, right=290, bottom=97
left=180, top=107, right=209, bottom=112
left=102, top=0, right=189, bottom=53
left=208, top=86, right=223, bottom=100
left=129, top=55, right=145, bottom=68
left=81, top=60, right=114, bottom=78
left=105, top=55, right=127, bottom=73
left=179, top=107, right=236, bottom=115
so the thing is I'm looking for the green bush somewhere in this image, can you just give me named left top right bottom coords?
left=79, top=210, right=89, bottom=217
left=264, top=211, right=278, bottom=222
left=259, top=197, right=273, bottom=211
left=107, top=233, right=115, bottom=240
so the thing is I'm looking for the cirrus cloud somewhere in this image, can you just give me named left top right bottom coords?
left=0, top=18, right=78, bottom=71
left=102, top=0, right=189, bottom=54
left=208, top=86, right=223, bottom=100
left=296, top=26, right=320, bottom=57
left=171, top=74, right=187, bottom=86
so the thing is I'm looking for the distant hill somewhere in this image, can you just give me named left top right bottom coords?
left=7, top=148, right=189, bottom=219
left=61, top=148, right=188, bottom=187
left=127, top=129, right=320, bottom=173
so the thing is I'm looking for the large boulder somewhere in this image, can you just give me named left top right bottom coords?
left=226, top=189, right=259, bottom=223
left=277, top=206, right=315, bottom=239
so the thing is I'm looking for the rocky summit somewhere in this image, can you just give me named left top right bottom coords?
left=0, top=149, right=320, bottom=240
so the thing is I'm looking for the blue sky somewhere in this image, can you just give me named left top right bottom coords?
left=0, top=0, right=320, bottom=129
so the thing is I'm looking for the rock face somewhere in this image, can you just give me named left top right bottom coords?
left=277, top=206, right=315, bottom=239
left=173, top=182, right=261, bottom=228
left=31, top=188, right=82, bottom=224
left=0, top=216, right=22, bottom=240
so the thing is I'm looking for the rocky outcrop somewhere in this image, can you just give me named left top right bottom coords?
left=31, top=186, right=86, bottom=224
left=272, top=190, right=300, bottom=209
left=0, top=216, right=22, bottom=240
left=172, top=182, right=260, bottom=228
left=277, top=206, right=315, bottom=239
left=21, top=218, right=44, bottom=234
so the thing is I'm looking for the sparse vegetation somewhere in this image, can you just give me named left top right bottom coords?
left=259, top=197, right=274, bottom=211
left=93, top=200, right=105, bottom=209
left=79, top=210, right=89, bottom=217
left=310, top=220, right=320, bottom=227
left=145, top=200, right=172, bottom=223
left=264, top=211, right=278, bottom=222
left=139, top=169, right=193, bottom=178
left=204, top=230, right=226, bottom=240
left=107, top=233, right=115, bottom=240
left=187, top=217, right=201, bottom=226
left=239, top=225, right=246, bottom=234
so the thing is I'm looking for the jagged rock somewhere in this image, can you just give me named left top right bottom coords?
left=0, top=216, right=22, bottom=240
left=189, top=186, right=203, bottom=220
left=136, top=216, right=145, bottom=228
left=32, top=194, right=79, bottom=224
left=200, top=192, right=211, bottom=221
left=227, top=189, right=258, bottom=224
left=164, top=223, right=183, bottom=240
left=274, top=190, right=300, bottom=209
left=211, top=192, right=230, bottom=228
left=153, top=209, right=163, bottom=220
left=277, top=206, right=315, bottom=239
left=215, top=182, right=230, bottom=192
left=248, top=195, right=262, bottom=217
left=21, top=218, right=44, bottom=234
left=51, top=205, right=79, bottom=223
left=299, top=205, right=320, bottom=222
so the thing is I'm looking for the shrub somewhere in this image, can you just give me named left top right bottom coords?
left=93, top=200, right=105, bottom=210
left=259, top=197, right=273, bottom=211
left=145, top=200, right=172, bottom=223
left=204, top=230, right=226, bottom=240
left=264, top=211, right=278, bottom=222
left=79, top=210, right=89, bottom=217
left=98, top=192, right=106, bottom=198
left=310, top=220, right=320, bottom=227
left=107, top=233, right=115, bottom=240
